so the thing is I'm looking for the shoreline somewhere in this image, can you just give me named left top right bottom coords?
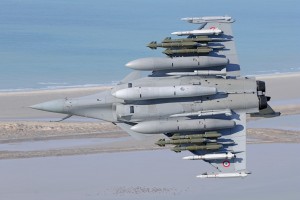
left=0, top=71, right=300, bottom=95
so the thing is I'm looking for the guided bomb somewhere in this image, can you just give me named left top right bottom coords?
left=163, top=47, right=213, bottom=56
left=155, top=138, right=209, bottom=147
left=170, top=132, right=222, bottom=140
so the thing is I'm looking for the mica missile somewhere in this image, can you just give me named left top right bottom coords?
left=197, top=172, right=249, bottom=178
left=182, top=152, right=236, bottom=160
left=181, top=16, right=233, bottom=24
left=171, top=143, right=222, bottom=152
left=112, top=85, right=217, bottom=100
left=125, top=56, right=229, bottom=71
left=171, top=27, right=222, bottom=36
left=131, top=119, right=236, bottom=134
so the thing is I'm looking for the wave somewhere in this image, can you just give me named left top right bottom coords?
left=38, top=82, right=68, bottom=85
left=0, top=82, right=119, bottom=93
left=244, top=67, right=300, bottom=76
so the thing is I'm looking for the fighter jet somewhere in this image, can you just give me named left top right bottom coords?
left=30, top=16, right=280, bottom=178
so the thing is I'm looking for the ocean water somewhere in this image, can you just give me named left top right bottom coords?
left=0, top=0, right=299, bottom=91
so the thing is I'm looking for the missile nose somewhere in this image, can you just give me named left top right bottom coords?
left=29, top=99, right=65, bottom=113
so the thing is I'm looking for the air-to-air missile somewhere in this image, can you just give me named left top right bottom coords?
left=171, top=143, right=222, bottom=153
left=166, top=68, right=227, bottom=76
left=125, top=56, right=229, bottom=71
left=112, top=85, right=217, bottom=101
left=170, top=132, right=222, bottom=140
left=182, top=152, right=236, bottom=160
left=197, top=172, right=249, bottom=178
left=130, top=119, right=235, bottom=134
left=147, top=41, right=225, bottom=50
left=163, top=47, right=213, bottom=56
left=161, top=36, right=231, bottom=43
left=172, top=27, right=222, bottom=36
left=181, top=16, right=233, bottom=24
left=170, top=109, right=232, bottom=118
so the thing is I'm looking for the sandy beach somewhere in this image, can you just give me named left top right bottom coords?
left=0, top=72, right=300, bottom=160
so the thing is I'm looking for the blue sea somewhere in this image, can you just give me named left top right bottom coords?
left=0, top=0, right=299, bottom=91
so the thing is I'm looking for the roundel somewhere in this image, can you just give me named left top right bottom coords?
left=223, top=160, right=230, bottom=168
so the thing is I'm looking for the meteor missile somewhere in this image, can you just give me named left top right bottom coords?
left=167, top=68, right=227, bottom=76
left=172, top=143, right=222, bottom=152
left=197, top=172, right=249, bottom=178
left=125, top=56, right=229, bottom=71
left=147, top=41, right=225, bottom=50
left=182, top=152, right=236, bottom=160
left=155, top=138, right=209, bottom=147
left=171, top=27, right=222, bottom=36
left=170, top=132, right=221, bottom=140
left=163, top=47, right=213, bottom=56
left=170, top=109, right=232, bottom=117
left=162, top=36, right=231, bottom=43
left=112, top=85, right=217, bottom=101
left=130, top=119, right=235, bottom=134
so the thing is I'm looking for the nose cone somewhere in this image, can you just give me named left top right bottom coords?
left=125, top=59, right=140, bottom=70
left=125, top=58, right=155, bottom=71
left=30, top=99, right=65, bottom=113
left=130, top=123, right=143, bottom=133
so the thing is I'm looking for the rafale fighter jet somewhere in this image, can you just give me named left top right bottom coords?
left=31, top=16, right=280, bottom=178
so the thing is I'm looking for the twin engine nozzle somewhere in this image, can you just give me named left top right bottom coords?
left=256, top=80, right=269, bottom=110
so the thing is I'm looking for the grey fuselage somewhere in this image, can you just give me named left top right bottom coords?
left=48, top=76, right=261, bottom=123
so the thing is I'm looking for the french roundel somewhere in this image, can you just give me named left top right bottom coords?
left=223, top=160, right=230, bottom=168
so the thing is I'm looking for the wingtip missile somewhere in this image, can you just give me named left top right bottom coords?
left=197, top=171, right=249, bottom=178
left=181, top=16, right=234, bottom=24
left=182, top=152, right=236, bottom=160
